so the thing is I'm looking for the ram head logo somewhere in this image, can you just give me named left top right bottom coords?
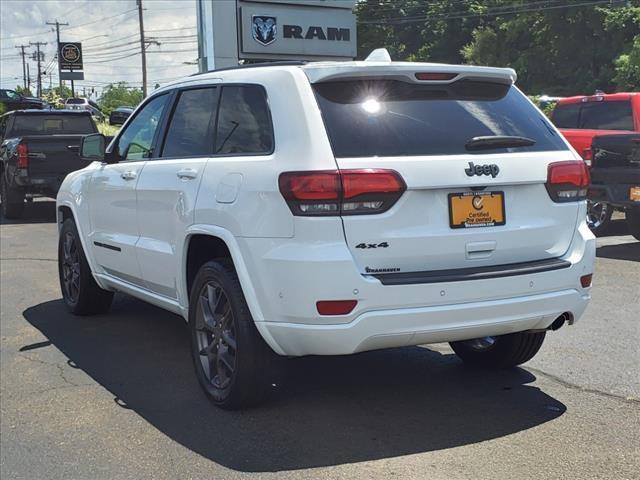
left=252, top=16, right=277, bottom=46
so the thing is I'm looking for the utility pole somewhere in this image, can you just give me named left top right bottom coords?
left=29, top=41, right=47, bottom=97
left=26, top=63, right=31, bottom=90
left=137, top=0, right=147, bottom=97
left=46, top=20, right=68, bottom=92
left=15, top=45, right=29, bottom=89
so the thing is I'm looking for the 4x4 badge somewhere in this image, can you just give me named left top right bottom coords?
left=465, top=162, right=500, bottom=178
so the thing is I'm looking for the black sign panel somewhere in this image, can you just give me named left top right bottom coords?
left=59, top=42, right=83, bottom=70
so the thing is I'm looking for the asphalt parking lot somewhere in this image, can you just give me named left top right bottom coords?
left=1, top=200, right=639, bottom=480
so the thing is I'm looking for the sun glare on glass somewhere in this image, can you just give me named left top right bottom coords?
left=361, top=98, right=381, bottom=114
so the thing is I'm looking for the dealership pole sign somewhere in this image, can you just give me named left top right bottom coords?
left=59, top=42, right=84, bottom=80
left=196, top=0, right=356, bottom=71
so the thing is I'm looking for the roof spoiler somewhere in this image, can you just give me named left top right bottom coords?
left=304, top=48, right=516, bottom=85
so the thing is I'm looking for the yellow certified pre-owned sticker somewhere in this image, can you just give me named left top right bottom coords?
left=629, top=186, right=640, bottom=202
left=448, top=191, right=505, bottom=229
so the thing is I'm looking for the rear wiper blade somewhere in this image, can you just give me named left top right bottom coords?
left=465, top=135, right=536, bottom=151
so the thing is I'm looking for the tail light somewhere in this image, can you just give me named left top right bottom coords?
left=582, top=147, right=593, bottom=167
left=415, top=72, right=457, bottom=81
left=580, top=274, right=593, bottom=288
left=279, top=169, right=406, bottom=216
left=17, top=143, right=28, bottom=169
left=545, top=161, right=590, bottom=203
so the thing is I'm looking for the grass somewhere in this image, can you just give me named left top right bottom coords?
left=96, top=121, right=120, bottom=137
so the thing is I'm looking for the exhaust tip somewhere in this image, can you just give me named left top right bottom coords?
left=550, top=312, right=573, bottom=331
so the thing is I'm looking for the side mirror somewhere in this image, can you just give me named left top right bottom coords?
left=80, top=133, right=106, bottom=162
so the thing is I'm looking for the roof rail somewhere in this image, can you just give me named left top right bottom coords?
left=189, top=60, right=308, bottom=77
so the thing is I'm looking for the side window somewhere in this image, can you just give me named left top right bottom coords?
left=0, top=117, right=6, bottom=138
left=215, top=85, right=273, bottom=155
left=551, top=103, right=580, bottom=129
left=6, top=90, right=20, bottom=100
left=117, top=94, right=170, bottom=161
left=579, top=101, right=634, bottom=131
left=161, top=87, right=218, bottom=157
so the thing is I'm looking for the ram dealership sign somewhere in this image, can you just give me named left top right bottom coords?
left=196, top=0, right=357, bottom=71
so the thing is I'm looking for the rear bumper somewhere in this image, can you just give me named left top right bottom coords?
left=14, top=172, right=64, bottom=195
left=258, top=289, right=587, bottom=356
left=588, top=183, right=640, bottom=208
left=243, top=215, right=595, bottom=356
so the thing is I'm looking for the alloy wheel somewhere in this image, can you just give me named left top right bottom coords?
left=195, top=281, right=237, bottom=389
left=587, top=201, right=609, bottom=230
left=61, top=232, right=81, bottom=303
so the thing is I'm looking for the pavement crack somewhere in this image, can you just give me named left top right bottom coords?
left=0, top=257, right=56, bottom=262
left=527, top=366, right=640, bottom=405
left=18, top=353, right=80, bottom=388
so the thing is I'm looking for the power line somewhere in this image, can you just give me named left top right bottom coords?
left=61, top=8, right=137, bottom=31
left=359, top=0, right=612, bottom=24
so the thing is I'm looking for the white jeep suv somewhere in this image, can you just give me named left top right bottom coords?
left=57, top=59, right=595, bottom=409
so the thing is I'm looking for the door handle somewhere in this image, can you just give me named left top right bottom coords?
left=177, top=168, right=198, bottom=180
left=120, top=171, right=137, bottom=180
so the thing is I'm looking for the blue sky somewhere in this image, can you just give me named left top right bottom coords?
left=0, top=0, right=199, bottom=97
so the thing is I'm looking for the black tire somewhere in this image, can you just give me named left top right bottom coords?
left=626, top=207, right=640, bottom=242
left=586, top=200, right=613, bottom=236
left=450, top=331, right=546, bottom=369
left=1, top=172, right=25, bottom=219
left=189, top=259, right=274, bottom=409
left=58, top=218, right=114, bottom=315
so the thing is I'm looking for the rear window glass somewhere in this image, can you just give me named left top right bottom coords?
left=66, top=98, right=86, bottom=105
left=215, top=85, right=273, bottom=155
left=551, top=103, right=580, bottom=128
left=579, top=101, right=633, bottom=130
left=313, top=79, right=567, bottom=157
left=10, top=115, right=95, bottom=135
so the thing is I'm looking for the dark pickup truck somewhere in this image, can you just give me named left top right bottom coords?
left=589, top=134, right=640, bottom=241
left=0, top=109, right=98, bottom=219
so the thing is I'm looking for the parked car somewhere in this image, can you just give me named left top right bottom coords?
left=589, top=134, right=640, bottom=240
left=0, top=89, right=46, bottom=112
left=551, top=92, right=640, bottom=234
left=0, top=109, right=97, bottom=219
left=109, top=106, right=134, bottom=125
left=57, top=57, right=595, bottom=409
left=65, top=98, right=105, bottom=122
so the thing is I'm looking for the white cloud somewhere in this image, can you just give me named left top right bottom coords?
left=0, top=0, right=198, bottom=97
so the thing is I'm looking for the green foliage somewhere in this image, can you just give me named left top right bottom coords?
left=98, top=83, right=143, bottom=116
left=96, top=121, right=120, bottom=137
left=614, top=35, right=640, bottom=91
left=41, top=89, right=65, bottom=109
left=356, top=1, right=640, bottom=95
left=15, top=86, right=33, bottom=97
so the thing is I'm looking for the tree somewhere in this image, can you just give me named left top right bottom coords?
left=461, top=5, right=640, bottom=95
left=614, top=35, right=640, bottom=90
left=98, top=83, right=144, bottom=115
left=15, top=86, right=33, bottom=97
left=355, top=1, right=639, bottom=95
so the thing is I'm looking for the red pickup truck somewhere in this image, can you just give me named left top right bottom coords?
left=551, top=92, right=640, bottom=234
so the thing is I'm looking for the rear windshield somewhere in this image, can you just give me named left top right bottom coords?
left=66, top=98, right=86, bottom=105
left=10, top=115, right=95, bottom=135
left=313, top=79, right=567, bottom=157
left=552, top=100, right=634, bottom=131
